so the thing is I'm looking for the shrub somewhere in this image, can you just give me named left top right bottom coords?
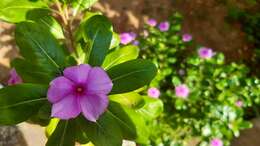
left=136, top=13, right=260, bottom=146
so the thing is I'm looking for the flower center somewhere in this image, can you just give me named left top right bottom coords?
left=75, top=85, right=85, bottom=95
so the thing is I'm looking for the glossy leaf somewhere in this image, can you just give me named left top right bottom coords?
left=46, top=120, right=75, bottom=146
left=0, top=0, right=50, bottom=23
left=109, top=92, right=145, bottom=109
left=15, top=21, right=66, bottom=76
left=107, top=59, right=157, bottom=94
left=108, top=102, right=149, bottom=144
left=76, top=113, right=123, bottom=146
left=107, top=102, right=137, bottom=140
left=36, top=16, right=64, bottom=39
left=83, top=15, right=113, bottom=66
left=0, top=84, right=48, bottom=125
left=110, top=32, right=120, bottom=49
left=102, top=45, right=139, bottom=70
left=137, top=96, right=164, bottom=120
left=11, top=58, right=55, bottom=84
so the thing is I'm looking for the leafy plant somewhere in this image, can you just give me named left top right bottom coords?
left=136, top=13, right=260, bottom=146
left=0, top=0, right=162, bottom=146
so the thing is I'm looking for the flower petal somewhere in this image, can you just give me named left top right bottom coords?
left=47, top=76, right=74, bottom=103
left=63, top=64, right=91, bottom=84
left=87, top=67, right=113, bottom=95
left=80, top=94, right=109, bottom=122
left=51, top=94, right=81, bottom=120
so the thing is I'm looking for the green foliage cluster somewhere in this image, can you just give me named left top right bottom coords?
left=138, top=13, right=260, bottom=146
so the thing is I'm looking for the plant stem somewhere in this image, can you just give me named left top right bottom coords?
left=54, top=0, right=67, bottom=25
left=54, top=0, right=78, bottom=57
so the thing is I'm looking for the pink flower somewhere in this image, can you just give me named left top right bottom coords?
left=120, top=32, right=136, bottom=45
left=236, top=100, right=243, bottom=107
left=47, top=64, right=113, bottom=122
left=147, top=19, right=157, bottom=27
left=175, top=84, right=189, bottom=98
left=158, top=21, right=170, bottom=32
left=198, top=47, right=214, bottom=59
left=182, top=33, right=192, bottom=42
left=210, top=138, right=223, bottom=146
left=8, top=68, right=23, bottom=85
left=147, top=87, right=160, bottom=98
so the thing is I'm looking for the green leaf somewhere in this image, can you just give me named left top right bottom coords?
left=11, top=58, right=55, bottom=84
left=15, top=21, right=66, bottom=77
left=109, top=92, right=145, bottom=109
left=0, top=84, right=48, bottom=125
left=108, top=102, right=149, bottom=144
left=29, top=102, right=52, bottom=126
left=107, top=102, right=137, bottom=140
left=0, top=0, right=50, bottom=23
left=46, top=120, right=76, bottom=146
left=35, top=16, right=64, bottom=39
left=102, top=45, right=139, bottom=70
left=76, top=113, right=123, bottom=146
left=110, top=32, right=120, bottom=49
left=83, top=15, right=113, bottom=66
left=107, top=59, right=157, bottom=94
left=137, top=96, right=164, bottom=120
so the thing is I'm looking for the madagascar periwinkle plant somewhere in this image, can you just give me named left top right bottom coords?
left=0, top=0, right=163, bottom=146
left=134, top=13, right=260, bottom=146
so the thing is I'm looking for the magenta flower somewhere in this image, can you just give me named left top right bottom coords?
left=158, top=21, right=170, bottom=32
left=148, top=87, right=160, bottom=98
left=210, top=138, right=223, bottom=146
left=175, top=84, right=189, bottom=98
left=8, top=68, right=23, bottom=85
left=147, top=19, right=157, bottom=27
left=236, top=100, right=243, bottom=107
left=47, top=64, right=113, bottom=122
left=120, top=32, right=136, bottom=45
left=198, top=47, right=214, bottom=59
left=182, top=33, right=193, bottom=42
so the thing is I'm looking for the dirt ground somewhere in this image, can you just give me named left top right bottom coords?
left=0, top=0, right=259, bottom=145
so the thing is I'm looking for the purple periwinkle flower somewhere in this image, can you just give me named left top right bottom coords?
left=132, top=40, right=139, bottom=46
left=120, top=32, right=136, bottom=45
left=147, top=19, right=157, bottom=27
left=210, top=138, right=223, bottom=146
left=8, top=68, right=23, bottom=85
left=198, top=47, right=214, bottom=59
left=182, top=33, right=193, bottom=42
left=175, top=84, right=189, bottom=98
left=236, top=100, right=243, bottom=107
left=158, top=21, right=170, bottom=32
left=47, top=64, right=113, bottom=122
left=129, top=32, right=137, bottom=39
left=147, top=87, right=160, bottom=98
